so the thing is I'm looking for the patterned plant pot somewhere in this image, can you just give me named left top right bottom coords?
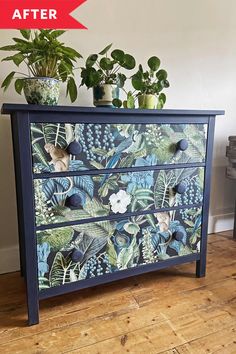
left=23, top=78, right=60, bottom=105
left=93, top=84, right=119, bottom=107
left=138, top=94, right=158, bottom=109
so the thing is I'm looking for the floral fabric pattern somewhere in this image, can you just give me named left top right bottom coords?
left=109, top=190, right=131, bottom=214
left=34, top=167, right=204, bottom=226
left=31, top=122, right=206, bottom=291
left=36, top=207, right=202, bottom=290
left=30, top=123, right=207, bottom=173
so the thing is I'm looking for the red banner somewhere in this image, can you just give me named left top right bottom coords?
left=0, top=0, right=87, bottom=29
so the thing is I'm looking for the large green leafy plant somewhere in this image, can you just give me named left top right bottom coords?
left=80, top=43, right=136, bottom=89
left=0, top=29, right=82, bottom=102
left=113, top=56, right=170, bottom=109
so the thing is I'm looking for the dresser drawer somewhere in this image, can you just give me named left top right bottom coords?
left=34, top=167, right=204, bottom=226
left=36, top=206, right=202, bottom=290
left=31, top=122, right=207, bottom=174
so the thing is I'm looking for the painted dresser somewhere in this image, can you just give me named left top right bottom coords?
left=2, top=104, right=224, bottom=325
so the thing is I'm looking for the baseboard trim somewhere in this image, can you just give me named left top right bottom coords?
left=208, top=213, right=234, bottom=234
left=0, top=245, right=20, bottom=274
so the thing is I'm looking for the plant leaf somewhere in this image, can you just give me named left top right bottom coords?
left=100, top=57, right=113, bottom=71
left=15, top=78, right=24, bottom=95
left=148, top=56, right=160, bottom=71
left=117, top=236, right=140, bottom=270
left=49, top=252, right=79, bottom=287
left=51, top=30, right=66, bottom=38
left=62, top=46, right=82, bottom=59
left=112, top=98, right=122, bottom=108
left=123, top=54, right=136, bottom=70
left=116, top=73, right=126, bottom=88
left=106, top=239, right=117, bottom=266
left=37, top=227, right=74, bottom=251
left=66, top=77, right=78, bottom=102
left=127, top=93, right=135, bottom=108
left=20, top=29, right=31, bottom=40
left=74, top=233, right=108, bottom=263
left=111, top=49, right=125, bottom=62
left=1, top=71, right=15, bottom=91
left=99, top=43, right=113, bottom=55
left=0, top=45, right=18, bottom=51
left=86, top=54, right=98, bottom=68
left=156, top=69, right=168, bottom=80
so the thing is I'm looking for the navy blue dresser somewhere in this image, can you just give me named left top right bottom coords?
left=1, top=104, right=224, bottom=325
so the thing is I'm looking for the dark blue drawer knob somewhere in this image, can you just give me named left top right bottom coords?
left=65, top=194, right=82, bottom=209
left=71, top=249, right=84, bottom=263
left=176, top=139, right=188, bottom=151
left=172, top=231, right=184, bottom=242
left=67, top=141, right=82, bottom=155
left=174, top=181, right=187, bottom=194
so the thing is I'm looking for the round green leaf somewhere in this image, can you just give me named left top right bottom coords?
left=112, top=98, right=122, bottom=108
left=148, top=56, right=161, bottom=71
left=86, top=54, right=98, bottom=68
left=111, top=49, right=125, bottom=63
left=157, top=93, right=166, bottom=109
left=100, top=57, right=114, bottom=70
left=80, top=67, right=103, bottom=88
left=117, top=73, right=126, bottom=88
left=132, top=72, right=144, bottom=90
left=122, top=54, right=136, bottom=70
left=156, top=69, right=168, bottom=80
left=159, top=92, right=166, bottom=103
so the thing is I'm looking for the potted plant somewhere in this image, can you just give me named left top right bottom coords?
left=0, top=29, right=82, bottom=105
left=113, top=56, right=170, bottom=109
left=80, top=43, right=136, bottom=107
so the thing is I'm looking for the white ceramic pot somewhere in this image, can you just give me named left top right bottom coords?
left=93, top=84, right=119, bottom=107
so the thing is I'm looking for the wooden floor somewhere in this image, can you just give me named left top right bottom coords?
left=0, top=231, right=236, bottom=354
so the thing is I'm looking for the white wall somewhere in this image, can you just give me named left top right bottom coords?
left=0, top=0, right=235, bottom=273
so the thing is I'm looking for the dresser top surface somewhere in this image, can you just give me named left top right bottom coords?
left=1, top=104, right=225, bottom=116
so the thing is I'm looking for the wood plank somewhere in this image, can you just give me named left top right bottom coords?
left=67, top=305, right=236, bottom=354
left=176, top=325, right=236, bottom=354
left=0, top=277, right=235, bottom=353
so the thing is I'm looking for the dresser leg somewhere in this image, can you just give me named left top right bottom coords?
left=233, top=200, right=236, bottom=240
left=196, top=259, right=206, bottom=278
left=28, top=300, right=39, bottom=326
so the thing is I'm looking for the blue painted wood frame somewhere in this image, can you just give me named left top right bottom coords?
left=2, top=104, right=224, bottom=325
left=1, top=103, right=224, bottom=116
left=10, top=112, right=39, bottom=325
left=33, top=162, right=206, bottom=179
left=196, top=116, right=215, bottom=277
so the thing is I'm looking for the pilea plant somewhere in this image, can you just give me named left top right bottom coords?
left=80, top=43, right=136, bottom=89
left=113, top=56, right=170, bottom=109
left=0, top=29, right=82, bottom=102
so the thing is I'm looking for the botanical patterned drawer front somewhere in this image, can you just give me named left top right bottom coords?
left=37, top=207, right=202, bottom=290
left=34, top=167, right=204, bottom=226
left=31, top=123, right=207, bottom=174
